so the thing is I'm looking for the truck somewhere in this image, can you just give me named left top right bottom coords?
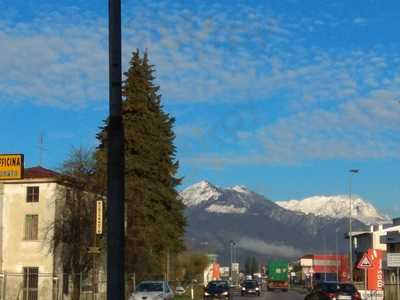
left=267, top=260, right=289, bottom=292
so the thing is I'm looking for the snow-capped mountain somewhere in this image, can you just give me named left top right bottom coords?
left=276, top=195, right=390, bottom=225
left=181, top=181, right=367, bottom=261
left=180, top=181, right=222, bottom=207
left=181, top=181, right=268, bottom=214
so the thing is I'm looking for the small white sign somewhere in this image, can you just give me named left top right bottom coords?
left=387, top=253, right=400, bottom=267
left=231, top=263, right=239, bottom=273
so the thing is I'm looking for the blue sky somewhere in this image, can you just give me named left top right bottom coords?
left=1, top=0, right=400, bottom=215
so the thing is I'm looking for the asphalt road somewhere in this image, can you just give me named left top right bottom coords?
left=235, top=290, right=305, bottom=300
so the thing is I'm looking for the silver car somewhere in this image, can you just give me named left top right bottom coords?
left=130, top=281, right=174, bottom=300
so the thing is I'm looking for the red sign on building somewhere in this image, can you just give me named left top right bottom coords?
left=366, top=249, right=384, bottom=291
left=312, top=255, right=349, bottom=282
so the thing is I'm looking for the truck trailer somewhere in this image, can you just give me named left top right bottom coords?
left=267, top=260, right=289, bottom=292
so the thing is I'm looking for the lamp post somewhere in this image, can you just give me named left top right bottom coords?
left=229, top=240, right=237, bottom=285
left=229, top=241, right=235, bottom=277
left=348, top=169, right=359, bottom=283
left=336, top=227, right=339, bottom=282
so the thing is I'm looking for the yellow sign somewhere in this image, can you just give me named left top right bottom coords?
left=0, top=154, right=24, bottom=180
left=96, top=200, right=103, bottom=235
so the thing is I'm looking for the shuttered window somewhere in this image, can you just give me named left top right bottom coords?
left=24, top=215, right=38, bottom=240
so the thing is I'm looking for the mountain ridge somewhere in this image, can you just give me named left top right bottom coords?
left=181, top=181, right=389, bottom=225
left=181, top=181, right=367, bottom=262
left=276, top=195, right=390, bottom=225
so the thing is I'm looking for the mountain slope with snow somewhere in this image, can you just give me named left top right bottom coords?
left=276, top=195, right=390, bottom=225
left=180, top=181, right=262, bottom=214
left=181, top=181, right=367, bottom=261
left=180, top=181, right=222, bottom=207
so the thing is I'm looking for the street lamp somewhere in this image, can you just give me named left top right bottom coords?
left=336, top=227, right=339, bottom=282
left=348, top=169, right=359, bottom=282
left=229, top=240, right=235, bottom=277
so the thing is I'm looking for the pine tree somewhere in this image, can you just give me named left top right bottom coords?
left=97, top=50, right=186, bottom=279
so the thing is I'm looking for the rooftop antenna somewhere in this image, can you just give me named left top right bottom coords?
left=38, top=133, right=47, bottom=166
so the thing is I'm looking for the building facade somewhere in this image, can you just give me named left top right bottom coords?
left=381, top=218, right=400, bottom=285
left=0, top=167, right=64, bottom=300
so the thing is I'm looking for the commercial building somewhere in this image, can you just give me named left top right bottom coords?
left=349, top=219, right=400, bottom=282
left=298, top=254, right=349, bottom=286
left=381, top=218, right=400, bottom=285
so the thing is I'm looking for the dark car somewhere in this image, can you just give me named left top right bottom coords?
left=305, top=282, right=361, bottom=300
left=241, top=280, right=261, bottom=296
left=204, top=280, right=231, bottom=300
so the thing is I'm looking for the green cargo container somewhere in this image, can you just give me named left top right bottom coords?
left=267, top=260, right=289, bottom=291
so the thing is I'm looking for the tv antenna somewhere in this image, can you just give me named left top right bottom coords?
left=38, top=133, right=47, bottom=166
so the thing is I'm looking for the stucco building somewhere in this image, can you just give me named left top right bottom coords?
left=0, top=167, right=65, bottom=299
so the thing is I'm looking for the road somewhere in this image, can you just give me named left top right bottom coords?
left=235, top=290, right=304, bottom=300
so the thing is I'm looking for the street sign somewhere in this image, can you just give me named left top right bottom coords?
left=231, top=263, right=239, bottom=273
left=387, top=253, right=400, bottom=267
left=88, top=247, right=100, bottom=254
left=96, top=200, right=103, bottom=235
left=0, top=154, right=23, bottom=180
left=357, top=253, right=373, bottom=269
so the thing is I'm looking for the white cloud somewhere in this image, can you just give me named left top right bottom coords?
left=353, top=17, right=367, bottom=24
left=238, top=237, right=303, bottom=258
left=0, top=15, right=108, bottom=108
left=1, top=2, right=398, bottom=110
left=3, top=1, right=400, bottom=165
left=258, top=89, right=400, bottom=163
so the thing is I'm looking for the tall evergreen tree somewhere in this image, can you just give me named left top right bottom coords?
left=97, top=50, right=186, bottom=279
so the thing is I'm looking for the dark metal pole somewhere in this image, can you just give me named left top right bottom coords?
left=108, top=0, right=125, bottom=298
left=348, top=169, right=359, bottom=283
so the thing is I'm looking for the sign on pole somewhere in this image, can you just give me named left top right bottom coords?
left=231, top=263, right=239, bottom=273
left=357, top=253, right=373, bottom=269
left=88, top=246, right=101, bottom=254
left=96, top=200, right=103, bottom=235
left=0, top=154, right=24, bottom=180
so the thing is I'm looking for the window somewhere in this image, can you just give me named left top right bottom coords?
left=23, top=267, right=38, bottom=300
left=26, top=187, right=39, bottom=202
left=24, top=215, right=38, bottom=240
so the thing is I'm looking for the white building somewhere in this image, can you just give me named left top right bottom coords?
left=351, top=221, right=400, bottom=257
left=381, top=218, right=400, bottom=284
left=0, top=167, right=66, bottom=299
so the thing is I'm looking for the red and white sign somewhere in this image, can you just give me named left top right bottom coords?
left=357, top=253, right=373, bottom=269
left=367, top=249, right=384, bottom=291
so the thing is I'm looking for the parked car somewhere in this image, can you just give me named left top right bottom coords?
left=129, top=281, right=174, bottom=300
left=175, top=286, right=186, bottom=295
left=203, top=280, right=231, bottom=300
left=304, top=281, right=361, bottom=300
left=241, top=280, right=261, bottom=296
